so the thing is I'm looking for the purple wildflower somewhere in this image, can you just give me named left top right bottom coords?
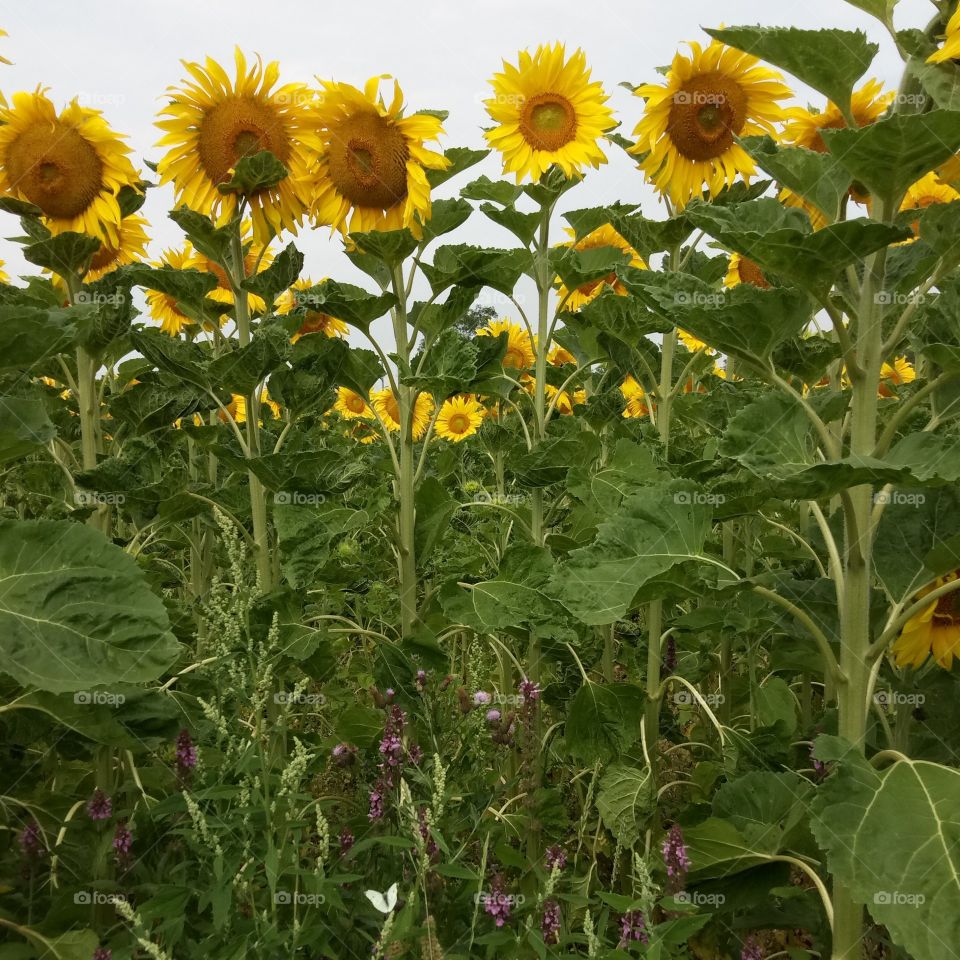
left=175, top=729, right=197, bottom=772
left=545, top=845, right=567, bottom=871
left=407, top=742, right=424, bottom=765
left=541, top=899, right=561, bottom=944
left=332, top=743, right=357, bottom=766
left=368, top=789, right=384, bottom=822
left=339, top=828, right=355, bottom=855
left=415, top=670, right=428, bottom=692
left=741, top=936, right=763, bottom=960
left=486, top=708, right=501, bottom=723
left=663, top=635, right=677, bottom=673
left=93, top=949, right=112, bottom=960
left=473, top=691, right=492, bottom=706
left=378, top=706, right=406, bottom=769
left=618, top=910, right=650, bottom=947
left=112, top=821, right=133, bottom=868
left=662, top=823, right=691, bottom=889
left=86, top=788, right=112, bottom=822
left=417, top=805, right=439, bottom=861
left=518, top=679, right=540, bottom=704
left=19, top=820, right=44, bottom=862
left=484, top=874, right=512, bottom=928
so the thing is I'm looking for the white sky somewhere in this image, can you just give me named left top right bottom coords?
left=0, top=0, right=935, bottom=343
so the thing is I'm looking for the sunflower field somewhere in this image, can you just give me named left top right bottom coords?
left=3, top=1, right=960, bottom=958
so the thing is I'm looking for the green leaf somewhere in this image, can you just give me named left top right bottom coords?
left=683, top=199, right=909, bottom=292
left=130, top=328, right=211, bottom=390
left=741, top=136, right=852, bottom=224
left=169, top=207, right=234, bottom=264
left=842, top=0, right=898, bottom=23
left=297, top=279, right=395, bottom=333
left=0, top=520, right=179, bottom=693
left=911, top=59, right=960, bottom=112
left=464, top=544, right=558, bottom=630
left=206, top=329, right=289, bottom=396
left=550, top=481, right=714, bottom=625
left=706, top=26, right=878, bottom=114
left=480, top=202, right=540, bottom=245
left=0, top=394, right=57, bottom=463
left=414, top=476, right=457, bottom=568
left=461, top=175, right=524, bottom=206
left=566, top=682, right=645, bottom=762
left=821, top=111, right=960, bottom=208
left=426, top=147, right=489, bottom=189
left=0, top=306, right=79, bottom=369
left=596, top=762, right=654, bottom=847
left=610, top=210, right=694, bottom=258
left=713, top=771, right=814, bottom=849
left=402, top=328, right=478, bottom=398
left=421, top=198, right=473, bottom=244
left=551, top=244, right=631, bottom=295
left=242, top=241, right=303, bottom=303
left=24, top=232, right=101, bottom=275
left=811, top=736, right=960, bottom=960
left=348, top=229, right=419, bottom=266
left=421, top=245, right=531, bottom=296
left=217, top=149, right=288, bottom=195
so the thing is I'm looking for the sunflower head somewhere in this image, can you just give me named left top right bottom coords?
left=484, top=43, right=614, bottom=182
left=556, top=224, right=646, bottom=309
left=928, top=8, right=960, bottom=64
left=370, top=387, right=434, bottom=440
left=156, top=49, right=320, bottom=244
left=782, top=79, right=891, bottom=154
left=620, top=375, right=654, bottom=419
left=313, top=75, right=448, bottom=238
left=0, top=89, right=140, bottom=247
left=893, top=571, right=960, bottom=668
left=476, top=318, right=536, bottom=370
left=435, top=395, right=485, bottom=442
left=83, top=213, right=150, bottom=282
left=277, top=277, right=349, bottom=342
left=0, top=259, right=9, bottom=284
left=632, top=40, right=790, bottom=209
left=879, top=357, right=916, bottom=398
left=724, top=252, right=770, bottom=290
left=146, top=247, right=202, bottom=336
left=333, top=386, right=373, bottom=421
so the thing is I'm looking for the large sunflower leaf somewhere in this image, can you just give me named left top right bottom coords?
left=421, top=244, right=532, bottom=295
left=295, top=279, right=396, bottom=334
left=0, top=306, right=80, bottom=369
left=811, top=736, right=960, bottom=960
left=843, top=0, right=898, bottom=23
left=821, top=111, right=960, bottom=208
left=0, top=393, right=57, bottom=463
left=705, top=26, right=878, bottom=114
left=566, top=682, right=645, bottom=762
left=0, top=519, right=179, bottom=693
left=550, top=481, right=715, bottom=625
left=241, top=241, right=304, bottom=303
left=596, top=763, right=655, bottom=847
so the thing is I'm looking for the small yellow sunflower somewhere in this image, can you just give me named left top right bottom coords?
left=435, top=395, right=485, bottom=442
left=146, top=247, right=202, bottom=336
left=899, top=172, right=960, bottom=239
left=928, top=9, right=960, bottom=63
left=226, top=389, right=280, bottom=424
left=724, top=252, right=771, bottom=290
left=779, top=187, right=829, bottom=230
left=782, top=79, right=891, bottom=154
left=555, top=224, right=647, bottom=309
left=879, top=357, right=916, bottom=398
left=545, top=383, right=585, bottom=416
left=892, top=571, right=960, bottom=668
left=312, top=75, right=448, bottom=238
left=276, top=277, right=350, bottom=342
left=83, top=214, right=150, bottom=282
left=0, top=89, right=140, bottom=247
left=0, top=259, right=9, bottom=284
left=156, top=48, right=319, bottom=245
left=620, top=375, right=654, bottom=419
left=370, top=387, right=434, bottom=439
left=484, top=43, right=614, bottom=182
left=333, top=386, right=373, bottom=421
left=632, top=40, right=790, bottom=209
left=476, top=318, right=536, bottom=370
left=199, top=219, right=274, bottom=313
left=548, top=344, right=576, bottom=366
left=347, top=420, right=379, bottom=444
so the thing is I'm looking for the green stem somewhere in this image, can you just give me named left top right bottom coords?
left=645, top=599, right=664, bottom=786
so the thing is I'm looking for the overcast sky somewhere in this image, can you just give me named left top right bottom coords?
left=0, top=0, right=935, bottom=337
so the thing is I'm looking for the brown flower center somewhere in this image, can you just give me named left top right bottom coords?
left=346, top=393, right=366, bottom=413
left=933, top=578, right=960, bottom=627
left=738, top=257, right=770, bottom=289
left=383, top=394, right=400, bottom=423
left=448, top=412, right=471, bottom=434
left=519, top=93, right=577, bottom=152
left=503, top=346, right=527, bottom=369
left=667, top=73, right=749, bottom=162
left=198, top=96, right=290, bottom=185
left=5, top=122, right=104, bottom=218
left=327, top=113, right=409, bottom=209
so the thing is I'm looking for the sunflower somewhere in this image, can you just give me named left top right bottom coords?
left=555, top=224, right=647, bottom=309
left=779, top=187, right=829, bottom=230
left=928, top=9, right=960, bottom=63
left=146, top=247, right=202, bottom=336
left=879, top=357, right=916, bottom=398
left=370, top=387, right=434, bottom=439
left=476, top=318, right=536, bottom=370
left=276, top=277, right=350, bottom=342
left=724, top=252, right=770, bottom=289
left=782, top=79, right=891, bottom=154
left=83, top=213, right=150, bottom=282
left=632, top=40, right=790, bottom=209
left=312, top=75, right=447, bottom=238
left=347, top=420, right=379, bottom=445
left=545, top=383, right=585, bottom=416
left=199, top=219, right=274, bottom=313
left=0, top=89, right=140, bottom=247
left=484, top=43, right=614, bottom=182
left=0, top=259, right=9, bottom=284
left=620, top=375, right=654, bottom=419
left=226, top=389, right=281, bottom=424
left=157, top=49, right=319, bottom=244
left=548, top=344, right=576, bottom=366
left=899, top=172, right=960, bottom=239
left=435, top=395, right=485, bottom=442
left=333, top=386, right=373, bottom=421
left=678, top=329, right=711, bottom=353
left=892, top=571, right=960, bottom=668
